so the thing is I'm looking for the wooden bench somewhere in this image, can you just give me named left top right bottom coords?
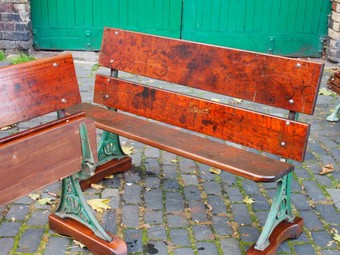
left=0, top=56, right=127, bottom=255
left=67, top=28, right=324, bottom=254
left=326, top=70, right=340, bottom=122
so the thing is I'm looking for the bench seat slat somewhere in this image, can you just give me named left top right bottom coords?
left=0, top=115, right=97, bottom=207
left=94, top=75, right=310, bottom=162
left=99, top=28, right=323, bottom=115
left=67, top=103, right=294, bottom=182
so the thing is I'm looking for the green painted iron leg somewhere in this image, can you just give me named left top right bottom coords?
left=97, top=130, right=126, bottom=165
left=255, top=172, right=295, bottom=251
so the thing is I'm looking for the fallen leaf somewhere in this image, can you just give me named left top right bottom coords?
left=47, top=192, right=57, bottom=197
left=122, top=146, right=134, bottom=155
left=207, top=204, right=214, bottom=212
left=0, top=124, right=16, bottom=131
left=91, top=183, right=105, bottom=190
left=37, top=198, right=54, bottom=205
left=73, top=240, right=86, bottom=249
left=334, top=233, right=340, bottom=242
left=170, top=159, right=179, bottom=163
left=211, top=98, right=220, bottom=102
left=87, top=199, right=111, bottom=213
left=243, top=196, right=255, bottom=205
left=209, top=167, right=221, bottom=175
left=319, top=88, right=334, bottom=96
left=29, top=194, right=40, bottom=201
left=319, top=163, right=335, bottom=175
left=104, top=175, right=114, bottom=179
left=233, top=98, right=243, bottom=103
left=11, top=217, right=15, bottom=222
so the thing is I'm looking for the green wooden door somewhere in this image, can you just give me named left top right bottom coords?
left=181, top=0, right=330, bottom=57
left=31, top=0, right=182, bottom=50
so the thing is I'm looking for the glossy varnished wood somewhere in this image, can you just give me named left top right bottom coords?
left=0, top=54, right=81, bottom=128
left=67, top=103, right=294, bottom=182
left=0, top=115, right=97, bottom=207
left=49, top=214, right=127, bottom=255
left=95, top=75, right=310, bottom=162
left=99, top=28, right=323, bottom=115
left=327, top=71, right=340, bottom=94
left=246, top=218, right=303, bottom=255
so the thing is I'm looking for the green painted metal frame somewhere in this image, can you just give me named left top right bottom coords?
left=55, top=122, right=112, bottom=242
left=327, top=103, right=340, bottom=122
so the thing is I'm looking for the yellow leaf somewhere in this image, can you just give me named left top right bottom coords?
left=319, top=163, right=335, bottom=175
left=104, top=175, right=114, bottom=179
left=91, top=183, right=105, bottom=190
left=209, top=167, right=221, bottom=175
left=211, top=98, right=220, bottom=102
left=29, top=194, right=40, bottom=201
left=170, top=159, right=179, bottom=163
left=11, top=217, right=15, bottom=222
left=122, top=146, right=134, bottom=155
left=87, top=199, right=111, bottom=213
left=37, top=198, right=54, bottom=205
left=243, top=196, right=255, bottom=204
left=73, top=240, right=86, bottom=249
left=334, top=233, right=340, bottom=242
left=319, top=88, right=334, bottom=96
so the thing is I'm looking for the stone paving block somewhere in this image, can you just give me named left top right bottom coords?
left=316, top=204, right=340, bottom=224
left=193, top=225, right=214, bottom=241
left=203, top=181, right=222, bottom=195
left=0, top=222, right=21, bottom=237
left=292, top=193, right=311, bottom=211
left=242, top=179, right=260, bottom=195
left=294, top=167, right=312, bottom=178
left=326, top=188, right=340, bottom=209
left=239, top=226, right=260, bottom=243
left=302, top=180, right=327, bottom=202
left=102, top=175, right=122, bottom=188
left=147, top=225, right=167, bottom=240
left=179, top=158, right=197, bottom=174
left=184, top=185, right=202, bottom=201
left=321, top=249, right=340, bottom=255
left=189, top=200, right=208, bottom=222
left=181, top=174, right=199, bottom=186
left=145, top=146, right=160, bottom=158
left=124, top=229, right=143, bottom=253
left=170, top=228, right=191, bottom=246
left=44, top=236, right=70, bottom=255
left=17, top=228, right=44, bottom=253
left=161, top=151, right=178, bottom=164
left=231, top=204, right=252, bottom=225
left=146, top=241, right=168, bottom=255
left=219, top=171, right=237, bottom=186
left=123, top=167, right=142, bottom=183
left=167, top=214, right=189, bottom=228
left=123, top=183, right=142, bottom=204
left=5, top=204, right=29, bottom=221
left=145, top=210, right=164, bottom=225
left=207, top=195, right=226, bottom=214
left=212, top=215, right=233, bottom=236
left=220, top=238, right=242, bottom=255
left=173, top=247, right=195, bottom=255
left=298, top=210, right=324, bottom=231
left=294, top=243, right=316, bottom=255
left=163, top=178, right=180, bottom=191
left=198, top=165, right=217, bottom=181
left=197, top=241, right=218, bottom=255
left=27, top=209, right=49, bottom=226
left=166, top=192, right=184, bottom=212
left=122, top=205, right=139, bottom=228
left=162, top=165, right=178, bottom=179
left=145, top=176, right=161, bottom=189
left=102, top=210, right=117, bottom=234
left=251, top=194, right=270, bottom=211
left=0, top=238, right=14, bottom=255
left=224, top=187, right=244, bottom=202
left=311, top=231, right=335, bottom=248
left=145, top=189, right=163, bottom=210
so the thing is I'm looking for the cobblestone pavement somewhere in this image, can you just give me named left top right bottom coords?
left=0, top=55, right=339, bottom=255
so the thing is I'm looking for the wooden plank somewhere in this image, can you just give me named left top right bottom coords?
left=0, top=54, right=81, bottom=128
left=0, top=115, right=97, bottom=207
left=99, top=28, right=323, bottom=114
left=94, top=75, right=310, bottom=161
left=67, top=103, right=294, bottom=182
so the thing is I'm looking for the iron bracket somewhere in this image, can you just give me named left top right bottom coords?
left=97, top=129, right=126, bottom=165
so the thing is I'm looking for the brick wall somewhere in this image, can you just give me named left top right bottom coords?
left=328, top=0, right=340, bottom=62
left=0, top=0, right=32, bottom=53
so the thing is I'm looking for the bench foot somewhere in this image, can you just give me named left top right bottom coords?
left=327, top=103, right=340, bottom=122
left=246, top=217, right=303, bottom=255
left=49, top=214, right=127, bottom=255
left=80, top=157, right=132, bottom=190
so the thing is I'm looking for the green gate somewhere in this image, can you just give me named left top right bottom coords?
left=31, top=0, right=330, bottom=57
left=31, top=0, right=182, bottom=50
left=181, top=0, right=330, bottom=57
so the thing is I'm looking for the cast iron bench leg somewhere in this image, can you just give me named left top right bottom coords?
left=247, top=172, right=303, bottom=255
left=49, top=123, right=127, bottom=255
left=327, top=103, right=340, bottom=122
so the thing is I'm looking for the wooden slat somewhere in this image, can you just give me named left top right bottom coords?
left=0, top=54, right=81, bottom=128
left=67, top=103, right=294, bottom=182
left=327, top=71, right=340, bottom=94
left=0, top=115, right=97, bottom=207
left=99, top=28, right=323, bottom=115
left=94, top=75, right=310, bottom=161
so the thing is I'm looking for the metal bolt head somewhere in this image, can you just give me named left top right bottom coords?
left=53, top=63, right=58, bottom=67
left=104, top=94, right=109, bottom=99
left=115, top=31, right=119, bottom=35
left=286, top=121, right=290, bottom=126
left=296, top=63, right=301, bottom=68
left=110, top=59, right=114, bottom=63
left=289, top=99, right=294, bottom=104
left=61, top=98, right=67, bottom=103
left=281, top=142, right=286, bottom=147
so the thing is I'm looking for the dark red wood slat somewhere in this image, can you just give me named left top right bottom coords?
left=0, top=116, right=97, bottom=207
left=0, top=54, right=81, bottom=128
left=99, top=28, right=323, bottom=115
left=67, top=103, right=295, bottom=182
left=94, top=75, right=309, bottom=161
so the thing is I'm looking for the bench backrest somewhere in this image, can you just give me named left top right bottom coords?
left=0, top=54, right=81, bottom=128
left=96, top=28, right=324, bottom=162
